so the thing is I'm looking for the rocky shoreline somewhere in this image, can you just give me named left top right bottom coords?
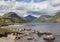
left=0, top=24, right=57, bottom=42
left=0, top=34, right=16, bottom=42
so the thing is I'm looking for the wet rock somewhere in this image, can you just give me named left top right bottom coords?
left=37, top=30, right=44, bottom=34
left=24, top=28, right=31, bottom=31
left=27, top=36, right=34, bottom=40
left=23, top=31, right=30, bottom=36
left=0, top=34, right=4, bottom=37
left=43, top=35, right=55, bottom=40
left=0, top=32, right=10, bottom=37
left=37, top=30, right=44, bottom=37
left=7, top=33, right=16, bottom=40
left=31, top=30, right=37, bottom=34
left=15, top=37, right=19, bottom=40
left=15, top=35, right=23, bottom=40
left=19, top=32, right=24, bottom=35
left=44, top=31, right=52, bottom=35
left=17, top=28, right=26, bottom=32
left=13, top=33, right=16, bottom=35
left=21, top=28, right=26, bottom=31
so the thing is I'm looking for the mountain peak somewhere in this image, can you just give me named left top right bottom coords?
left=26, top=15, right=36, bottom=17
left=3, top=12, right=18, bottom=17
left=25, top=15, right=37, bottom=22
left=3, top=12, right=27, bottom=23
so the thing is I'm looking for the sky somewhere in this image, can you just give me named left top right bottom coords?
left=0, top=0, right=60, bottom=17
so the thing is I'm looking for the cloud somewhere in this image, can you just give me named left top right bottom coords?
left=0, top=0, right=16, bottom=10
left=46, top=0, right=60, bottom=14
left=15, top=1, right=48, bottom=17
left=27, top=10, right=46, bottom=15
left=0, top=0, right=16, bottom=16
left=16, top=1, right=48, bottom=10
left=0, top=0, right=60, bottom=17
left=15, top=0, right=60, bottom=16
left=16, top=0, right=46, bottom=3
left=49, top=0, right=60, bottom=5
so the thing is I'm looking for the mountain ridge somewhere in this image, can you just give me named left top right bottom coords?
left=33, top=15, right=53, bottom=22
left=25, top=15, right=37, bottom=22
left=0, top=12, right=27, bottom=25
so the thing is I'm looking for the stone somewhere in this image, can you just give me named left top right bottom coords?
left=43, top=35, right=55, bottom=40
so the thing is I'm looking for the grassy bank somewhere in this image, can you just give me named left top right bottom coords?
left=0, top=28, right=16, bottom=36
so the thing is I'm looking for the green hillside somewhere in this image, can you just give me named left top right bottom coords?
left=47, top=12, right=60, bottom=23
left=33, top=15, right=52, bottom=23
left=3, top=12, right=27, bottom=23
left=33, top=12, right=60, bottom=23
left=0, top=12, right=27, bottom=26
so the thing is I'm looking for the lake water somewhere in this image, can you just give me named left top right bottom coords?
left=8, top=23, right=60, bottom=42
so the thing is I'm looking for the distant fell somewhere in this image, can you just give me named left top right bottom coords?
left=25, top=15, right=37, bottom=22
left=33, top=15, right=53, bottom=22
left=3, top=12, right=27, bottom=23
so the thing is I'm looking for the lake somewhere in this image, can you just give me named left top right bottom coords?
left=8, top=23, right=60, bottom=42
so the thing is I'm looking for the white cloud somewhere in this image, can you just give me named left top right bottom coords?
left=0, top=0, right=16, bottom=10
left=16, top=1, right=48, bottom=11
left=49, top=0, right=60, bottom=5
left=46, top=0, right=60, bottom=14
left=15, top=1, right=48, bottom=17
left=0, top=0, right=60, bottom=17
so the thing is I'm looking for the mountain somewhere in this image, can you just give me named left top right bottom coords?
left=47, top=12, right=60, bottom=23
left=25, top=15, right=37, bottom=22
left=33, top=12, right=60, bottom=23
left=33, top=15, right=53, bottom=22
left=3, top=12, right=27, bottom=23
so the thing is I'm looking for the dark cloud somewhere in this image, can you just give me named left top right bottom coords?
left=16, top=0, right=32, bottom=3
left=52, top=4, right=60, bottom=7
left=27, top=10, right=46, bottom=15
left=0, top=5, right=11, bottom=10
left=16, top=7, right=25, bottom=10
left=34, top=0, right=46, bottom=2
left=16, top=0, right=46, bottom=3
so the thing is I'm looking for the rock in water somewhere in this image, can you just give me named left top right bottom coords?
left=27, top=36, right=34, bottom=40
left=43, top=35, right=55, bottom=40
left=37, top=30, right=44, bottom=37
left=44, top=31, right=52, bottom=35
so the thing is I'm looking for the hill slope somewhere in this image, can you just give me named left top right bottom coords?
left=25, top=15, right=37, bottom=22
left=33, top=15, right=53, bottom=22
left=33, top=12, right=60, bottom=23
left=3, top=12, right=27, bottom=23
left=47, top=12, right=60, bottom=23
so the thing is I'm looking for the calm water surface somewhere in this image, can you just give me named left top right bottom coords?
left=9, top=23, right=60, bottom=42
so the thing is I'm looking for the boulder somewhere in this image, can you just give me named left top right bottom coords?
left=43, top=35, right=55, bottom=40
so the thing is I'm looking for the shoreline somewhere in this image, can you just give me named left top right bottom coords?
left=0, top=34, right=16, bottom=42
